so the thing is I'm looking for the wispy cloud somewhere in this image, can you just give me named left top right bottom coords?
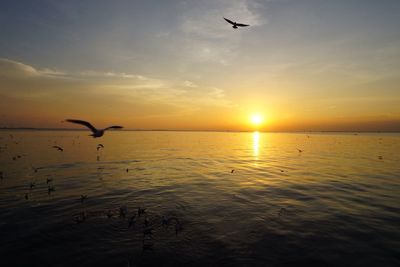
left=0, top=58, right=232, bottom=117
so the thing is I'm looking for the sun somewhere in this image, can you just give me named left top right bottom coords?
left=250, top=114, right=263, bottom=126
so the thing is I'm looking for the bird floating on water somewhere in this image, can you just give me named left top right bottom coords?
left=80, top=195, right=88, bottom=203
left=296, top=148, right=303, bottom=153
left=29, top=182, right=35, bottom=189
left=128, top=215, right=136, bottom=228
left=48, top=185, right=55, bottom=195
left=65, top=119, right=123, bottom=138
left=224, top=17, right=249, bottom=29
left=138, top=207, right=146, bottom=217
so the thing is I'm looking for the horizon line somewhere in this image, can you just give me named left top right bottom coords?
left=0, top=127, right=399, bottom=133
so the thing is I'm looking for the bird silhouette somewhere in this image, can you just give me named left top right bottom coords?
left=224, top=17, right=249, bottom=29
left=65, top=119, right=123, bottom=138
left=80, top=195, right=88, bottom=203
left=296, top=148, right=303, bottom=153
left=97, top=144, right=104, bottom=151
left=52, top=145, right=64, bottom=151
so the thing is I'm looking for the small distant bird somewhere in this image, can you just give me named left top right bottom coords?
left=278, top=208, right=287, bottom=216
left=231, top=169, right=235, bottom=173
left=138, top=207, right=146, bottom=217
left=296, top=148, right=303, bottom=153
left=162, top=216, right=169, bottom=228
left=48, top=185, right=55, bottom=195
left=80, top=195, right=88, bottom=203
left=29, top=182, right=35, bottom=189
left=97, top=144, right=104, bottom=151
left=224, top=17, right=249, bottom=29
left=144, top=217, right=150, bottom=227
left=143, top=228, right=153, bottom=238
left=65, top=119, right=123, bottom=138
left=119, top=206, right=127, bottom=218
left=106, top=210, right=113, bottom=219
left=53, top=145, right=64, bottom=151
left=142, top=243, right=153, bottom=251
left=175, top=221, right=183, bottom=235
left=128, top=215, right=136, bottom=228
left=126, top=168, right=129, bottom=173
left=378, top=156, right=383, bottom=160
left=75, top=212, right=86, bottom=224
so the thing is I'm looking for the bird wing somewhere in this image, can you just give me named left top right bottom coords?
left=104, top=126, right=123, bottom=131
left=224, top=17, right=235, bottom=25
left=236, top=23, right=249, bottom=27
left=66, top=119, right=97, bottom=133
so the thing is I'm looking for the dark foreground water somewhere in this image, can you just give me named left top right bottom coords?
left=0, top=130, right=399, bottom=266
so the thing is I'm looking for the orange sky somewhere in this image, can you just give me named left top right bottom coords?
left=1, top=1, right=400, bottom=131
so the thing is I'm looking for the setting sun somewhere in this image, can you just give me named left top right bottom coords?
left=250, top=114, right=263, bottom=126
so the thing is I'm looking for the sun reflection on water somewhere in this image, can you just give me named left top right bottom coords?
left=253, top=131, right=259, bottom=160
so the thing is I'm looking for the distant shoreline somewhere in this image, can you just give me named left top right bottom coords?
left=0, top=127, right=399, bottom=133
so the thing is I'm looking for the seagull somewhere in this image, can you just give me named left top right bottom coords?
left=65, top=119, right=123, bottom=138
left=48, top=185, right=55, bottom=195
left=53, top=145, right=64, bottom=152
left=138, top=207, right=146, bottom=217
left=80, top=195, right=88, bottom=203
left=224, top=17, right=250, bottom=29
left=96, top=144, right=104, bottom=151
left=128, top=215, right=136, bottom=228
left=29, top=182, right=35, bottom=189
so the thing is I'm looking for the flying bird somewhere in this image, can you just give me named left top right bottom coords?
left=224, top=17, right=249, bottom=29
left=97, top=144, right=104, bottom=151
left=53, top=145, right=64, bottom=152
left=65, top=119, right=123, bottom=138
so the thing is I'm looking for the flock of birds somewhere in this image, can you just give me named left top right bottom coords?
left=0, top=117, right=388, bottom=260
left=0, top=119, right=187, bottom=254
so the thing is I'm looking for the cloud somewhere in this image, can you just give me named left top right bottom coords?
left=183, top=80, right=198, bottom=88
left=0, top=58, right=66, bottom=78
left=0, top=58, right=233, bottom=117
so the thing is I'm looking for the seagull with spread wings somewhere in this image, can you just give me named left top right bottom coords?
left=224, top=17, right=250, bottom=29
left=65, top=119, right=123, bottom=138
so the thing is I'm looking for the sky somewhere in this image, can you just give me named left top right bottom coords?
left=0, top=0, right=399, bottom=131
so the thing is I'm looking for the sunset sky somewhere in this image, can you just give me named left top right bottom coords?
left=1, top=0, right=399, bottom=131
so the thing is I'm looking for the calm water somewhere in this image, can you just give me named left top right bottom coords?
left=0, top=130, right=399, bottom=266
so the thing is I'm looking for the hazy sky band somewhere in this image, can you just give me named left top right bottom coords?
left=1, top=0, right=399, bottom=131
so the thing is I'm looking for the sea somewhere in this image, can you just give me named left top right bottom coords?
left=0, top=130, right=399, bottom=266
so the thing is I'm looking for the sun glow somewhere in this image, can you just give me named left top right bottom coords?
left=250, top=114, right=263, bottom=126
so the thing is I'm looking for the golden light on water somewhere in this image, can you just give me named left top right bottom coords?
left=253, top=131, right=259, bottom=159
